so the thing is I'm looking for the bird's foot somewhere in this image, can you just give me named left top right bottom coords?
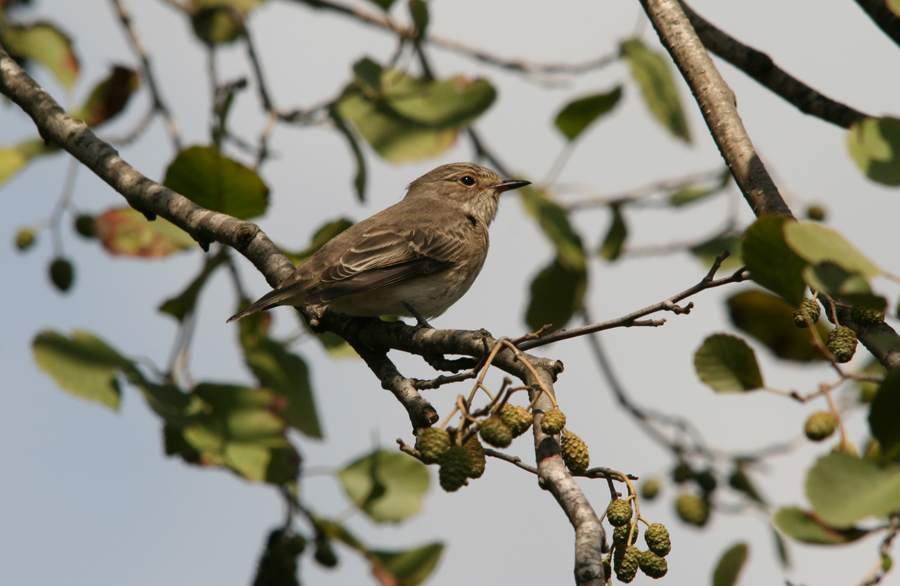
left=402, top=302, right=433, bottom=330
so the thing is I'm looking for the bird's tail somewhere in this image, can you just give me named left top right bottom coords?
left=226, top=288, right=285, bottom=323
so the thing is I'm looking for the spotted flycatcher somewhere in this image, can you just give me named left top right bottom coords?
left=227, top=162, right=530, bottom=324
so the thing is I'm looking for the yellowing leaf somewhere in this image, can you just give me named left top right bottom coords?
left=94, top=207, right=195, bottom=257
left=2, top=22, right=80, bottom=88
left=847, top=117, right=900, bottom=186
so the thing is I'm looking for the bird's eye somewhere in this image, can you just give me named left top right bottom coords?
left=459, top=175, right=476, bottom=186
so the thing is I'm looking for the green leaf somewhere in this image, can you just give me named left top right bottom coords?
left=694, top=334, right=763, bottom=392
left=741, top=216, right=807, bottom=305
left=773, top=507, right=870, bottom=545
left=869, top=368, right=900, bottom=459
left=889, top=0, right=900, bottom=18
left=239, top=314, right=323, bottom=439
left=329, top=108, right=367, bottom=201
left=94, top=207, right=195, bottom=257
left=335, top=65, right=496, bottom=163
left=1, top=22, right=80, bottom=88
left=525, top=256, right=587, bottom=333
left=408, top=0, right=429, bottom=37
left=182, top=383, right=300, bottom=483
left=338, top=449, right=430, bottom=523
left=847, top=117, right=900, bottom=186
left=554, top=86, right=623, bottom=141
left=159, top=251, right=228, bottom=321
left=857, top=358, right=888, bottom=403
left=727, top=290, right=828, bottom=362
left=770, top=525, right=790, bottom=568
left=73, top=66, right=140, bottom=127
left=802, top=262, right=874, bottom=300
left=519, top=186, right=585, bottom=270
left=806, top=454, right=900, bottom=527
left=689, top=233, right=743, bottom=271
left=191, top=0, right=265, bottom=11
left=620, top=38, right=690, bottom=143
left=0, top=139, right=58, bottom=187
left=712, top=542, right=749, bottom=586
left=371, top=543, right=444, bottom=586
left=32, top=330, right=131, bottom=410
left=784, top=222, right=880, bottom=279
left=163, top=146, right=269, bottom=219
left=598, top=203, right=627, bottom=261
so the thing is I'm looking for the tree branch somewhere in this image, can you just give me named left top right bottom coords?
left=854, top=0, right=900, bottom=49
left=638, top=0, right=794, bottom=219
left=680, top=1, right=869, bottom=129
left=0, top=43, right=604, bottom=584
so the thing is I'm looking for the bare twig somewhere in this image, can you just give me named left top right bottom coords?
left=109, top=0, right=183, bottom=150
left=518, top=253, right=746, bottom=350
left=484, top=448, right=539, bottom=475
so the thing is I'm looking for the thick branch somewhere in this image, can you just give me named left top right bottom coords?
left=639, top=0, right=793, bottom=219
left=854, top=0, right=900, bottom=49
left=681, top=1, right=869, bottom=129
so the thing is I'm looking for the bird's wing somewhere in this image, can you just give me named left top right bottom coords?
left=305, top=224, right=469, bottom=303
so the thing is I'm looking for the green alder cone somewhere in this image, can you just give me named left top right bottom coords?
left=415, top=427, right=451, bottom=464
left=463, top=435, right=486, bottom=479
left=641, top=478, right=661, bottom=500
left=613, top=524, right=638, bottom=546
left=439, top=445, right=473, bottom=492
left=499, top=403, right=533, bottom=437
left=614, top=545, right=640, bottom=583
left=479, top=416, right=513, bottom=448
left=850, top=304, right=884, bottom=327
left=540, top=407, right=566, bottom=435
left=793, top=298, right=820, bottom=327
left=560, top=429, right=590, bottom=474
left=644, top=523, right=671, bottom=557
left=15, top=228, right=36, bottom=251
left=675, top=493, right=709, bottom=527
left=639, top=550, right=668, bottom=579
left=827, top=326, right=857, bottom=363
left=606, top=499, right=633, bottom=527
left=804, top=411, right=837, bottom=441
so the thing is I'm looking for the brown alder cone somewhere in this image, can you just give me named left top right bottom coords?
left=228, top=163, right=530, bottom=324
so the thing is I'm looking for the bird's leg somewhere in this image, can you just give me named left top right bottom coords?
left=402, top=302, right=433, bottom=330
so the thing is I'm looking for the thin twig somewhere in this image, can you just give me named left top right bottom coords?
left=518, top=253, right=746, bottom=350
left=484, top=448, right=539, bottom=474
left=109, top=0, right=182, bottom=150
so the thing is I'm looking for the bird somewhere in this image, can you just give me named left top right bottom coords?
left=226, top=162, right=531, bottom=325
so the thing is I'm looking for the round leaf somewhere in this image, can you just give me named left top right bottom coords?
left=163, top=146, right=270, bottom=219
left=94, top=207, right=195, bottom=257
left=694, top=334, right=763, bottom=392
left=784, top=222, right=880, bottom=280
left=806, top=454, right=900, bottom=527
left=741, top=216, right=806, bottom=305
left=338, top=450, right=430, bottom=523
left=773, top=507, right=870, bottom=545
left=727, top=290, right=828, bottom=362
left=847, top=117, right=900, bottom=186
left=869, top=368, right=900, bottom=459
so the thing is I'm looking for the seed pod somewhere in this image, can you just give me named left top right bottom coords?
left=639, top=550, right=668, bottom=579
left=606, top=499, right=633, bottom=527
left=827, top=326, right=857, bottom=363
left=415, top=427, right=450, bottom=464
left=479, top=416, right=513, bottom=448
left=438, top=445, right=472, bottom=492
left=560, top=429, right=590, bottom=474
left=463, top=435, right=486, bottom=479
left=850, top=304, right=885, bottom=327
left=804, top=411, right=837, bottom=442
left=675, top=493, right=709, bottom=527
left=793, top=298, right=820, bottom=328
left=613, top=524, right=638, bottom=546
left=499, top=403, right=533, bottom=437
left=644, top=523, right=671, bottom=557
left=540, top=407, right=566, bottom=435
left=613, top=545, right=640, bottom=583
left=15, top=228, right=36, bottom=251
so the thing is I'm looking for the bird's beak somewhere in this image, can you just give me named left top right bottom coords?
left=493, top=179, right=531, bottom=193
